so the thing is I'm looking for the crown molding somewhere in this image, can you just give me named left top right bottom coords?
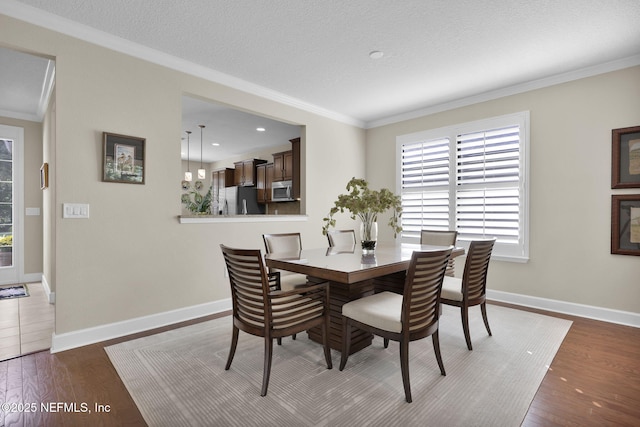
left=0, top=109, right=39, bottom=122
left=366, top=54, right=640, bottom=129
left=0, top=1, right=365, bottom=128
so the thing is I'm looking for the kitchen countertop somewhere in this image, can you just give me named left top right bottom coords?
left=178, top=214, right=308, bottom=224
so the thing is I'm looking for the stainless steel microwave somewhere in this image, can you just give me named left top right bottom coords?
left=271, top=180, right=294, bottom=202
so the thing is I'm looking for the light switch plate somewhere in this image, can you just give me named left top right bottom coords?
left=63, top=203, right=90, bottom=219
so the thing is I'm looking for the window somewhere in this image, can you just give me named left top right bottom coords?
left=397, top=112, right=529, bottom=261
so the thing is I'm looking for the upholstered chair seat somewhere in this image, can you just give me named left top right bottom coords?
left=279, top=273, right=310, bottom=291
left=342, top=292, right=403, bottom=333
left=440, top=276, right=464, bottom=301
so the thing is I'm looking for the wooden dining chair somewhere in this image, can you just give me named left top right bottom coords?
left=440, top=238, right=496, bottom=350
left=339, top=248, right=453, bottom=403
left=262, top=233, right=309, bottom=291
left=326, top=229, right=356, bottom=250
left=220, top=244, right=333, bottom=396
left=420, top=229, right=458, bottom=277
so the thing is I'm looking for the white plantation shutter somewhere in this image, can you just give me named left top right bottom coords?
left=400, top=138, right=450, bottom=239
left=456, top=188, right=520, bottom=243
left=456, top=126, right=521, bottom=243
left=397, top=112, right=529, bottom=261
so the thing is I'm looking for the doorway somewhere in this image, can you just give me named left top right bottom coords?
left=0, top=46, right=55, bottom=360
left=0, top=124, right=22, bottom=285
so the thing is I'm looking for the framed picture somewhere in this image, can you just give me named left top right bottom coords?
left=103, top=132, right=146, bottom=184
left=611, top=125, right=640, bottom=188
left=611, top=194, right=640, bottom=256
left=40, top=163, right=48, bottom=189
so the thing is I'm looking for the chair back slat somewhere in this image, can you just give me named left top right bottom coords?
left=402, top=248, right=452, bottom=332
left=270, top=289, right=325, bottom=329
left=221, top=245, right=271, bottom=328
left=462, top=239, right=496, bottom=300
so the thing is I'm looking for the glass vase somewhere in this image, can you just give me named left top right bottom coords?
left=360, top=221, right=378, bottom=254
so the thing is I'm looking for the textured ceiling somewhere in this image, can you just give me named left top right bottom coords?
left=0, top=46, right=52, bottom=121
left=2, top=0, right=640, bottom=128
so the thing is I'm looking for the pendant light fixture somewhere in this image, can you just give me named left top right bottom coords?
left=184, top=130, right=192, bottom=182
left=198, top=124, right=206, bottom=180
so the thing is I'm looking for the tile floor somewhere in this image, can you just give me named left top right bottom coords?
left=0, top=282, right=54, bottom=361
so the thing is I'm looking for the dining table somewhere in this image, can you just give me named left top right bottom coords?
left=265, top=242, right=465, bottom=354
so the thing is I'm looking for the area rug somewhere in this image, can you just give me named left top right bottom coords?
left=0, top=284, right=29, bottom=300
left=106, top=304, right=572, bottom=427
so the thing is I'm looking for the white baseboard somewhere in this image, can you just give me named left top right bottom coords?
left=50, top=298, right=232, bottom=353
left=41, top=274, right=55, bottom=303
left=487, top=289, right=640, bottom=328
left=50, top=289, right=639, bottom=354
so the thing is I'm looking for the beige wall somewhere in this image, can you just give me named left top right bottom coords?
left=1, top=15, right=365, bottom=335
left=366, top=66, right=640, bottom=314
left=0, top=116, right=43, bottom=275
left=3, top=13, right=636, bottom=340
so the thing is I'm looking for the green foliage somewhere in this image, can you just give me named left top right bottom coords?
left=0, top=161, right=12, bottom=181
left=182, top=185, right=213, bottom=214
left=322, top=177, right=402, bottom=237
left=0, top=234, right=12, bottom=246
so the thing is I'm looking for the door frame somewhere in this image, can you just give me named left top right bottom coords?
left=0, top=124, right=24, bottom=285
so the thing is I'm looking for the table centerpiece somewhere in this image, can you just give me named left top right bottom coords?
left=322, top=177, right=402, bottom=253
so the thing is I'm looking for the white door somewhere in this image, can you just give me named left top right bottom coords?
left=0, top=124, right=23, bottom=285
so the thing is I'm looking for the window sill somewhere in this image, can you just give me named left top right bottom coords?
left=491, top=254, right=529, bottom=263
left=178, top=215, right=309, bottom=224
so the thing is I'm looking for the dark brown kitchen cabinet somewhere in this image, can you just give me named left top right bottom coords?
left=234, top=159, right=266, bottom=186
left=290, top=138, right=300, bottom=200
left=256, top=163, right=274, bottom=203
left=212, top=168, right=234, bottom=191
left=272, top=150, right=293, bottom=182
left=211, top=168, right=234, bottom=212
left=256, top=163, right=266, bottom=203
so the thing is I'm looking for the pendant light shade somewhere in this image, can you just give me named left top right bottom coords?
left=198, top=124, right=206, bottom=180
left=184, top=130, right=192, bottom=182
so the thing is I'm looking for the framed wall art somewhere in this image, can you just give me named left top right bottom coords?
left=102, top=132, right=146, bottom=184
left=611, top=194, right=640, bottom=256
left=611, top=125, right=640, bottom=189
left=40, top=162, right=48, bottom=190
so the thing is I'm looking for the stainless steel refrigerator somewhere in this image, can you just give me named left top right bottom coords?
left=223, top=186, right=264, bottom=215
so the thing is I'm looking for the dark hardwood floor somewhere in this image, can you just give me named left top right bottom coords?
left=1, top=303, right=639, bottom=426
left=514, top=303, right=640, bottom=427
